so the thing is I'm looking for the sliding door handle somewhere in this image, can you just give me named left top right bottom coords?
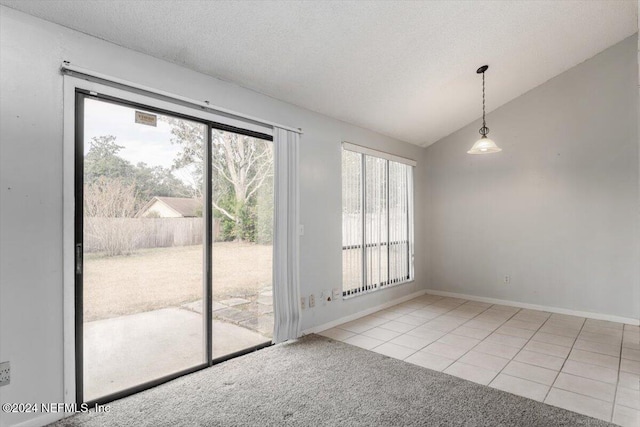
left=75, top=243, right=83, bottom=275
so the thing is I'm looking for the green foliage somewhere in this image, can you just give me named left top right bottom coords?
left=84, top=135, right=193, bottom=211
left=163, top=118, right=274, bottom=244
left=85, top=136, right=134, bottom=184
left=132, top=162, right=192, bottom=202
left=237, top=203, right=256, bottom=242
left=213, top=188, right=273, bottom=244
left=214, top=191, right=238, bottom=242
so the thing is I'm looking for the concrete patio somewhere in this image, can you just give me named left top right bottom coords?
left=84, top=305, right=271, bottom=401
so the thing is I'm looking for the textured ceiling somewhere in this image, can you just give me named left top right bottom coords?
left=1, top=0, right=636, bottom=146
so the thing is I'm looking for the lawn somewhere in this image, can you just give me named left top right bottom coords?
left=84, top=242, right=272, bottom=322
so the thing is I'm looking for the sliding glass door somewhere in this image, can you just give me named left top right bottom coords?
left=209, top=129, right=274, bottom=359
left=76, top=91, right=273, bottom=404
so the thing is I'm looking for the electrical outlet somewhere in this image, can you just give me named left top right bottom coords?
left=0, top=361, right=10, bottom=387
left=309, top=294, right=316, bottom=308
left=300, top=296, right=306, bottom=310
left=321, top=290, right=331, bottom=305
left=332, top=288, right=341, bottom=300
left=503, top=275, right=511, bottom=285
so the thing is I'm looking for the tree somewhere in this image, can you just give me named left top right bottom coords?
left=84, top=135, right=134, bottom=185
left=84, top=135, right=193, bottom=210
left=132, top=162, right=192, bottom=203
left=164, top=118, right=274, bottom=242
left=84, top=177, right=139, bottom=256
left=83, top=135, right=204, bottom=256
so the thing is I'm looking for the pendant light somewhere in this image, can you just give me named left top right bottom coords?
left=467, top=65, right=502, bottom=154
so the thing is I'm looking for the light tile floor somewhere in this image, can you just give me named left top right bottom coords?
left=319, top=294, right=640, bottom=426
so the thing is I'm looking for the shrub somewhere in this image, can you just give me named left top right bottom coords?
left=84, top=178, right=140, bottom=256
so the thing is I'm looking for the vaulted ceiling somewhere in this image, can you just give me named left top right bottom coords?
left=1, top=0, right=636, bottom=146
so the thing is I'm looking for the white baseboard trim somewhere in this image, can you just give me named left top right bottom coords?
left=12, top=412, right=65, bottom=427
left=425, top=289, right=640, bottom=326
left=302, top=290, right=427, bottom=335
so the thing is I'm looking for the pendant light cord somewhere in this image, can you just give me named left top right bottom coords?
left=482, top=71, right=486, bottom=129
left=478, top=67, right=488, bottom=136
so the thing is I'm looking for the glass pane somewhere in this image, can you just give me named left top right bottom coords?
left=388, top=161, right=410, bottom=284
left=210, top=129, right=273, bottom=359
left=342, top=150, right=363, bottom=294
left=82, top=98, right=206, bottom=401
left=365, top=156, right=388, bottom=289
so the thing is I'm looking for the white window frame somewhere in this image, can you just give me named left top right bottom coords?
left=341, top=142, right=415, bottom=298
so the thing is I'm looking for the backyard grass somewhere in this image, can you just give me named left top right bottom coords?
left=84, top=242, right=272, bottom=322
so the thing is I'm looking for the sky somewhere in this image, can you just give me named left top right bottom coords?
left=84, top=98, right=203, bottom=186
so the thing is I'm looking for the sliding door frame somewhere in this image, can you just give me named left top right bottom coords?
left=64, top=77, right=273, bottom=408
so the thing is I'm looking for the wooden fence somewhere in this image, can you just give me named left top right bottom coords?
left=84, top=217, right=220, bottom=254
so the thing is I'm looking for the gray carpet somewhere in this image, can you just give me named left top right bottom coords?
left=53, top=335, right=613, bottom=426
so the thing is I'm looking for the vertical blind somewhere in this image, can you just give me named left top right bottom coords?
left=342, top=144, right=415, bottom=297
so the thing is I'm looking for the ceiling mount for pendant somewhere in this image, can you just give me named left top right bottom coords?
left=468, top=64, right=502, bottom=155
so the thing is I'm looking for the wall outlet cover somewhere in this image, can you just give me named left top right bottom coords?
left=309, top=294, right=316, bottom=308
left=300, top=296, right=306, bottom=310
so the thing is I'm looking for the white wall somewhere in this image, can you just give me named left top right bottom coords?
left=0, top=7, right=426, bottom=426
left=424, top=35, right=639, bottom=321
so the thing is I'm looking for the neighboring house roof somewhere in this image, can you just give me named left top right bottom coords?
left=136, top=197, right=202, bottom=218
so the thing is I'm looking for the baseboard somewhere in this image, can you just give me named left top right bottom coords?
left=425, top=289, right=640, bottom=326
left=302, top=289, right=427, bottom=334
left=11, top=412, right=65, bottom=427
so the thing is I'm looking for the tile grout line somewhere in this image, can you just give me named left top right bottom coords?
left=426, top=300, right=512, bottom=373
left=489, top=310, right=554, bottom=395
left=358, top=296, right=458, bottom=357
left=609, top=328, right=625, bottom=423
left=440, top=309, right=620, bottom=409
left=408, top=301, right=525, bottom=378
left=338, top=301, right=422, bottom=338
left=545, top=325, right=627, bottom=411
left=497, top=341, right=620, bottom=391
left=406, top=299, right=482, bottom=361
left=467, top=313, right=623, bottom=400
left=351, top=299, right=526, bottom=377
left=366, top=297, right=493, bottom=363
left=542, top=316, right=586, bottom=405
left=370, top=297, right=476, bottom=360
left=441, top=305, right=524, bottom=380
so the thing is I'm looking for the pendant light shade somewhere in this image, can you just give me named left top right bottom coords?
left=468, top=65, right=501, bottom=154
left=468, top=136, right=501, bottom=154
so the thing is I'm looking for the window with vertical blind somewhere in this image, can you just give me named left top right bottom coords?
left=342, top=143, right=415, bottom=297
